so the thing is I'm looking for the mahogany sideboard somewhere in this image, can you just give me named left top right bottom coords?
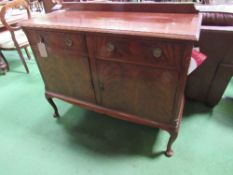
left=21, top=3, right=201, bottom=157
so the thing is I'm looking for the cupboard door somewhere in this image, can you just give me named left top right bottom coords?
left=96, top=60, right=178, bottom=124
left=30, top=32, right=95, bottom=103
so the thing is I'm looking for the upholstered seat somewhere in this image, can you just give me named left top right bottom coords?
left=0, top=0, right=32, bottom=73
left=0, top=30, right=29, bottom=49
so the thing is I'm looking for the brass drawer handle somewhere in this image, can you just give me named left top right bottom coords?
left=65, top=37, right=73, bottom=47
left=106, top=43, right=115, bottom=52
left=153, top=48, right=162, bottom=58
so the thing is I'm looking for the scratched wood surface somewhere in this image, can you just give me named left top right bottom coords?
left=21, top=9, right=201, bottom=41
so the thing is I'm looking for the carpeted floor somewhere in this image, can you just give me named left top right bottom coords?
left=0, top=50, right=233, bottom=175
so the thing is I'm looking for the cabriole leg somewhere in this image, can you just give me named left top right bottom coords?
left=165, top=130, right=178, bottom=157
left=45, top=94, right=60, bottom=118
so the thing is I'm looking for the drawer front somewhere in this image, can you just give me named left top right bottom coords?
left=94, top=36, right=184, bottom=68
left=26, top=30, right=87, bottom=56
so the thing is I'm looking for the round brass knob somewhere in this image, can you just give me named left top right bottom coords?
left=153, top=48, right=162, bottom=58
left=65, top=37, right=73, bottom=47
left=107, top=43, right=115, bottom=52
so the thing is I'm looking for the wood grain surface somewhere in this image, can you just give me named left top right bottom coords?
left=21, top=10, right=201, bottom=41
left=22, top=3, right=202, bottom=156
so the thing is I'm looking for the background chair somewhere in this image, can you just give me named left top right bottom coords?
left=0, top=0, right=32, bottom=73
left=42, top=0, right=62, bottom=13
left=27, top=0, right=43, bottom=12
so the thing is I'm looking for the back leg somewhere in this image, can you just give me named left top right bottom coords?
left=0, top=51, right=9, bottom=71
left=24, top=47, right=31, bottom=60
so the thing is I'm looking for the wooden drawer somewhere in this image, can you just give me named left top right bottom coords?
left=94, top=36, right=184, bottom=68
left=25, top=30, right=87, bottom=56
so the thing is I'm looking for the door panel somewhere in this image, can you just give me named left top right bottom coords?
left=96, top=60, right=178, bottom=124
left=31, top=46, right=96, bottom=103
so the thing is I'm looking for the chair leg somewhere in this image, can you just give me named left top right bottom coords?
left=0, top=51, right=9, bottom=71
left=24, top=47, right=31, bottom=60
left=29, top=3, right=33, bottom=11
left=16, top=48, right=29, bottom=73
left=35, top=1, right=42, bottom=12
left=38, top=2, right=42, bottom=12
left=40, top=1, right=44, bottom=11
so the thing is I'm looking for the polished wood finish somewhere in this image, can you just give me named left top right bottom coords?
left=30, top=31, right=96, bottom=103
left=21, top=10, right=201, bottom=41
left=62, top=2, right=198, bottom=13
left=95, top=61, right=178, bottom=123
left=94, top=36, right=184, bottom=69
left=22, top=3, right=201, bottom=157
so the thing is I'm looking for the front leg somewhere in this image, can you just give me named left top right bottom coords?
left=45, top=94, right=60, bottom=118
left=165, top=130, right=178, bottom=157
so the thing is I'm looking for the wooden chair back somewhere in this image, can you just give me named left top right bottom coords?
left=0, top=0, right=31, bottom=47
left=42, top=0, right=57, bottom=13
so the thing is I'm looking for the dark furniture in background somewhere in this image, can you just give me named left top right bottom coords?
left=21, top=3, right=201, bottom=157
left=186, top=5, right=233, bottom=106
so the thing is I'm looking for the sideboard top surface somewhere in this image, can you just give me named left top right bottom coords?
left=21, top=10, right=201, bottom=41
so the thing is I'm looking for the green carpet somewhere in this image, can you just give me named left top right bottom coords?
left=0, top=50, right=233, bottom=175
